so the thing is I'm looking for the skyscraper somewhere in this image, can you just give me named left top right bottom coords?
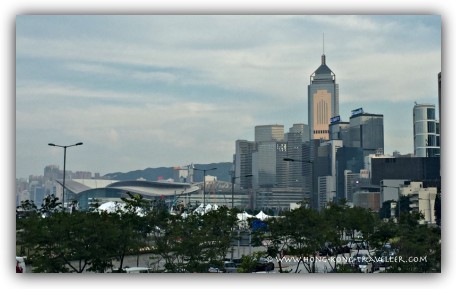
left=255, top=125, right=284, bottom=142
left=348, top=109, right=384, bottom=157
left=308, top=53, right=339, bottom=141
left=234, top=140, right=256, bottom=188
left=413, top=103, right=440, bottom=157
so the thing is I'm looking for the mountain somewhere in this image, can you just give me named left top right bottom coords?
left=103, top=162, right=233, bottom=182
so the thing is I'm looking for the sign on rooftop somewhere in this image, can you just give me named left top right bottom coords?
left=330, top=115, right=341, bottom=123
left=351, top=107, right=364, bottom=116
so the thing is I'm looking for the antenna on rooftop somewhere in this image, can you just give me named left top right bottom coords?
left=323, top=32, right=325, bottom=55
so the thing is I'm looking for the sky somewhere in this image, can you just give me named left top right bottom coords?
left=15, top=14, right=442, bottom=179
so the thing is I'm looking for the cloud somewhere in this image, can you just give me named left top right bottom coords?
left=337, top=51, right=440, bottom=103
left=15, top=15, right=441, bottom=177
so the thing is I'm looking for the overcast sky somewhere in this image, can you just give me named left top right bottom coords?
left=15, top=14, right=441, bottom=178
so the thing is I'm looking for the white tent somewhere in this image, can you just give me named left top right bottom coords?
left=193, top=203, right=205, bottom=215
left=255, top=210, right=270, bottom=221
left=97, top=201, right=145, bottom=216
left=97, top=201, right=126, bottom=213
left=236, top=211, right=254, bottom=221
left=192, top=203, right=221, bottom=215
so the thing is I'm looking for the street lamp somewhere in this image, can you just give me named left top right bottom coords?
left=230, top=173, right=253, bottom=209
left=194, top=167, right=217, bottom=207
left=48, top=142, right=83, bottom=209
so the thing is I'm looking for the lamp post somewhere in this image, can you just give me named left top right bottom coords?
left=194, top=167, right=217, bottom=208
left=230, top=173, right=253, bottom=209
left=48, top=142, right=83, bottom=209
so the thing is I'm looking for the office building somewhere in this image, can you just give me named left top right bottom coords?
left=402, top=181, right=437, bottom=225
left=329, top=117, right=350, bottom=144
left=285, top=124, right=308, bottom=188
left=438, top=72, right=441, bottom=126
left=308, top=53, right=339, bottom=141
left=255, top=125, right=284, bottom=142
left=348, top=108, right=384, bottom=157
left=318, top=175, right=336, bottom=211
left=253, top=141, right=288, bottom=188
left=370, top=156, right=440, bottom=186
left=352, top=186, right=381, bottom=211
left=234, top=140, right=256, bottom=189
left=413, top=103, right=440, bottom=157
left=335, top=147, right=364, bottom=201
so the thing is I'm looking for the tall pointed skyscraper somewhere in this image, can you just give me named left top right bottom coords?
left=308, top=53, right=339, bottom=140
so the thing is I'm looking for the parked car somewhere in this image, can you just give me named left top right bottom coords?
left=223, top=261, right=238, bottom=273
left=208, top=266, right=222, bottom=273
left=358, top=260, right=373, bottom=273
left=16, top=256, right=26, bottom=273
left=254, top=257, right=274, bottom=272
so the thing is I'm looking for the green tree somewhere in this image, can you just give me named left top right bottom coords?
left=280, top=207, right=326, bottom=273
left=251, top=215, right=291, bottom=273
left=17, top=210, right=122, bottom=272
left=386, top=212, right=441, bottom=273
left=321, top=202, right=351, bottom=272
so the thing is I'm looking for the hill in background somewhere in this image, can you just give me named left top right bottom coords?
left=103, top=162, right=233, bottom=183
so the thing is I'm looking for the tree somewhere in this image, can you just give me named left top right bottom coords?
left=279, top=207, right=326, bottom=273
left=251, top=214, right=292, bottom=273
left=17, top=210, right=122, bottom=272
left=379, top=200, right=394, bottom=219
left=150, top=206, right=238, bottom=272
left=321, top=202, right=351, bottom=272
left=386, top=212, right=441, bottom=273
left=17, top=193, right=154, bottom=273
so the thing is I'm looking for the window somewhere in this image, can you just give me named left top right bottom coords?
left=427, top=108, right=435, bottom=120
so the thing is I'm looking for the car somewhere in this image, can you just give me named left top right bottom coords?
left=111, top=266, right=152, bottom=273
left=124, top=267, right=152, bottom=273
left=208, top=265, right=223, bottom=273
left=358, top=260, right=373, bottom=273
left=223, top=261, right=237, bottom=273
left=16, top=256, right=26, bottom=273
left=254, top=257, right=274, bottom=272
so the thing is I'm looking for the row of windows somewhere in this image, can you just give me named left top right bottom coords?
left=414, top=134, right=440, bottom=147
left=413, top=107, right=436, bottom=121
left=414, top=121, right=439, bottom=134
left=314, top=130, right=329, bottom=134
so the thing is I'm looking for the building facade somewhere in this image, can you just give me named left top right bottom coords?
left=255, top=125, right=284, bottom=142
left=348, top=109, right=384, bottom=157
left=308, top=54, right=339, bottom=141
left=413, top=103, right=440, bottom=157
left=234, top=140, right=256, bottom=189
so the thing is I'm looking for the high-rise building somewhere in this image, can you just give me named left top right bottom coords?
left=348, top=109, right=384, bottom=157
left=438, top=72, right=441, bottom=127
left=43, top=165, right=60, bottom=182
left=413, top=103, right=440, bottom=157
left=285, top=124, right=308, bottom=188
left=308, top=54, right=339, bottom=141
left=329, top=118, right=350, bottom=144
left=234, top=140, right=256, bottom=188
left=335, top=147, right=364, bottom=201
left=252, top=141, right=288, bottom=188
left=318, top=175, right=336, bottom=211
left=370, top=156, right=440, bottom=186
left=255, top=125, right=284, bottom=142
